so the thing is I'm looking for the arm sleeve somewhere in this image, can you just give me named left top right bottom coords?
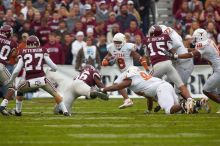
left=44, top=53, right=58, bottom=70
left=9, top=58, right=23, bottom=82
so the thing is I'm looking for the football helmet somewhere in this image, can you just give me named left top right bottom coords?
left=0, top=25, right=13, bottom=39
left=148, top=25, right=163, bottom=37
left=192, top=28, right=208, bottom=44
left=26, top=35, right=40, bottom=48
left=112, top=33, right=126, bottom=50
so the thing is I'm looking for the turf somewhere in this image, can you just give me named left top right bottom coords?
left=0, top=98, right=220, bottom=146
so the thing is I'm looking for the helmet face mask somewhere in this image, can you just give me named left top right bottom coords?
left=26, top=35, right=40, bottom=48
left=113, top=33, right=126, bottom=50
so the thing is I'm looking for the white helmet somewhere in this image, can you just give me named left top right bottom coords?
left=112, top=33, right=126, bottom=50
left=126, top=66, right=140, bottom=78
left=192, top=28, right=208, bottom=44
left=159, top=25, right=167, bottom=32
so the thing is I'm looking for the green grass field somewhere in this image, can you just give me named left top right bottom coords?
left=0, top=98, right=220, bottom=146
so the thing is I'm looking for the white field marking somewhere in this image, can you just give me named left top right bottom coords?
left=32, top=116, right=133, bottom=120
left=68, top=133, right=208, bottom=138
left=44, top=123, right=166, bottom=128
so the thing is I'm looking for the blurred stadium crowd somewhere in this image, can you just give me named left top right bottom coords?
left=0, top=0, right=219, bottom=67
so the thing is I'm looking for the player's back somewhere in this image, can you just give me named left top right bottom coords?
left=145, top=34, right=171, bottom=66
left=128, top=71, right=165, bottom=98
left=197, top=40, right=220, bottom=72
left=76, top=66, right=101, bottom=87
left=0, top=35, right=17, bottom=65
left=19, top=47, right=46, bottom=79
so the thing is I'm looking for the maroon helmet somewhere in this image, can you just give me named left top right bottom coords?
left=0, top=25, right=13, bottom=38
left=26, top=35, right=40, bottom=48
left=148, top=25, right=163, bottom=37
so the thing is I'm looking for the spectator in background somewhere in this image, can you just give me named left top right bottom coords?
left=66, top=7, right=80, bottom=32
left=33, top=0, right=48, bottom=13
left=75, top=37, right=101, bottom=70
left=31, top=11, right=42, bottom=32
left=55, top=21, right=69, bottom=44
left=188, top=0, right=203, bottom=12
left=175, top=0, right=188, bottom=21
left=105, top=11, right=118, bottom=32
left=36, top=18, right=52, bottom=45
left=72, top=21, right=86, bottom=34
left=3, top=9, right=19, bottom=33
left=2, top=0, right=12, bottom=10
left=58, top=6, right=69, bottom=21
left=0, top=10, right=4, bottom=26
left=26, top=8, right=35, bottom=22
left=133, top=34, right=145, bottom=66
left=71, top=31, right=86, bottom=67
left=127, top=0, right=141, bottom=25
left=189, top=21, right=200, bottom=35
left=139, top=0, right=157, bottom=35
left=206, top=22, right=218, bottom=43
left=86, top=27, right=97, bottom=45
left=113, top=0, right=123, bottom=15
left=21, top=0, right=37, bottom=20
left=48, top=12, right=60, bottom=31
left=63, top=33, right=74, bottom=65
left=96, top=1, right=109, bottom=22
left=44, top=33, right=65, bottom=64
left=124, top=20, right=144, bottom=43
left=81, top=4, right=96, bottom=30
left=16, top=13, right=26, bottom=29
left=97, top=34, right=108, bottom=61
left=116, top=4, right=137, bottom=32
left=18, top=21, right=35, bottom=40
left=107, top=23, right=120, bottom=44
left=94, top=21, right=107, bottom=37
left=183, top=34, right=193, bottom=49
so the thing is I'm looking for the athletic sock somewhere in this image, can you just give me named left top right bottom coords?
left=1, top=99, right=8, bottom=107
left=59, top=101, right=68, bottom=113
left=16, top=99, right=22, bottom=113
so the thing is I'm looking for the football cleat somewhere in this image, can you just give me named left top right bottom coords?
left=216, top=109, right=220, bottom=114
left=185, top=98, right=195, bottom=114
left=63, top=112, right=71, bottom=116
left=8, top=108, right=22, bottom=116
left=154, top=105, right=161, bottom=113
left=119, top=98, right=133, bottom=109
left=0, top=106, right=10, bottom=116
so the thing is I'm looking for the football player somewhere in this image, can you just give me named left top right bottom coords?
left=169, top=28, right=220, bottom=110
left=102, top=33, right=149, bottom=109
left=100, top=66, right=186, bottom=114
left=0, top=25, right=17, bottom=115
left=144, top=25, right=195, bottom=113
left=3, top=35, right=70, bottom=116
left=54, top=64, right=109, bottom=114
left=160, top=25, right=194, bottom=86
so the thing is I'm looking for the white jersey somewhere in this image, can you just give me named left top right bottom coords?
left=160, top=25, right=193, bottom=66
left=126, top=71, right=166, bottom=99
left=107, top=43, right=136, bottom=72
left=197, top=40, right=220, bottom=72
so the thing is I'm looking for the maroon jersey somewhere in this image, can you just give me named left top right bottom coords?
left=36, top=26, right=52, bottom=45
left=43, top=42, right=65, bottom=64
left=144, top=34, right=171, bottom=66
left=18, top=47, right=47, bottom=80
left=0, top=35, right=17, bottom=65
left=75, top=66, right=101, bottom=87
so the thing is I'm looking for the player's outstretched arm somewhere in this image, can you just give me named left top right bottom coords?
left=8, top=58, right=23, bottom=84
left=131, top=51, right=149, bottom=70
left=94, top=76, right=105, bottom=88
left=103, top=79, right=131, bottom=92
left=44, top=54, right=58, bottom=71
left=102, top=52, right=112, bottom=66
left=177, top=50, right=201, bottom=59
